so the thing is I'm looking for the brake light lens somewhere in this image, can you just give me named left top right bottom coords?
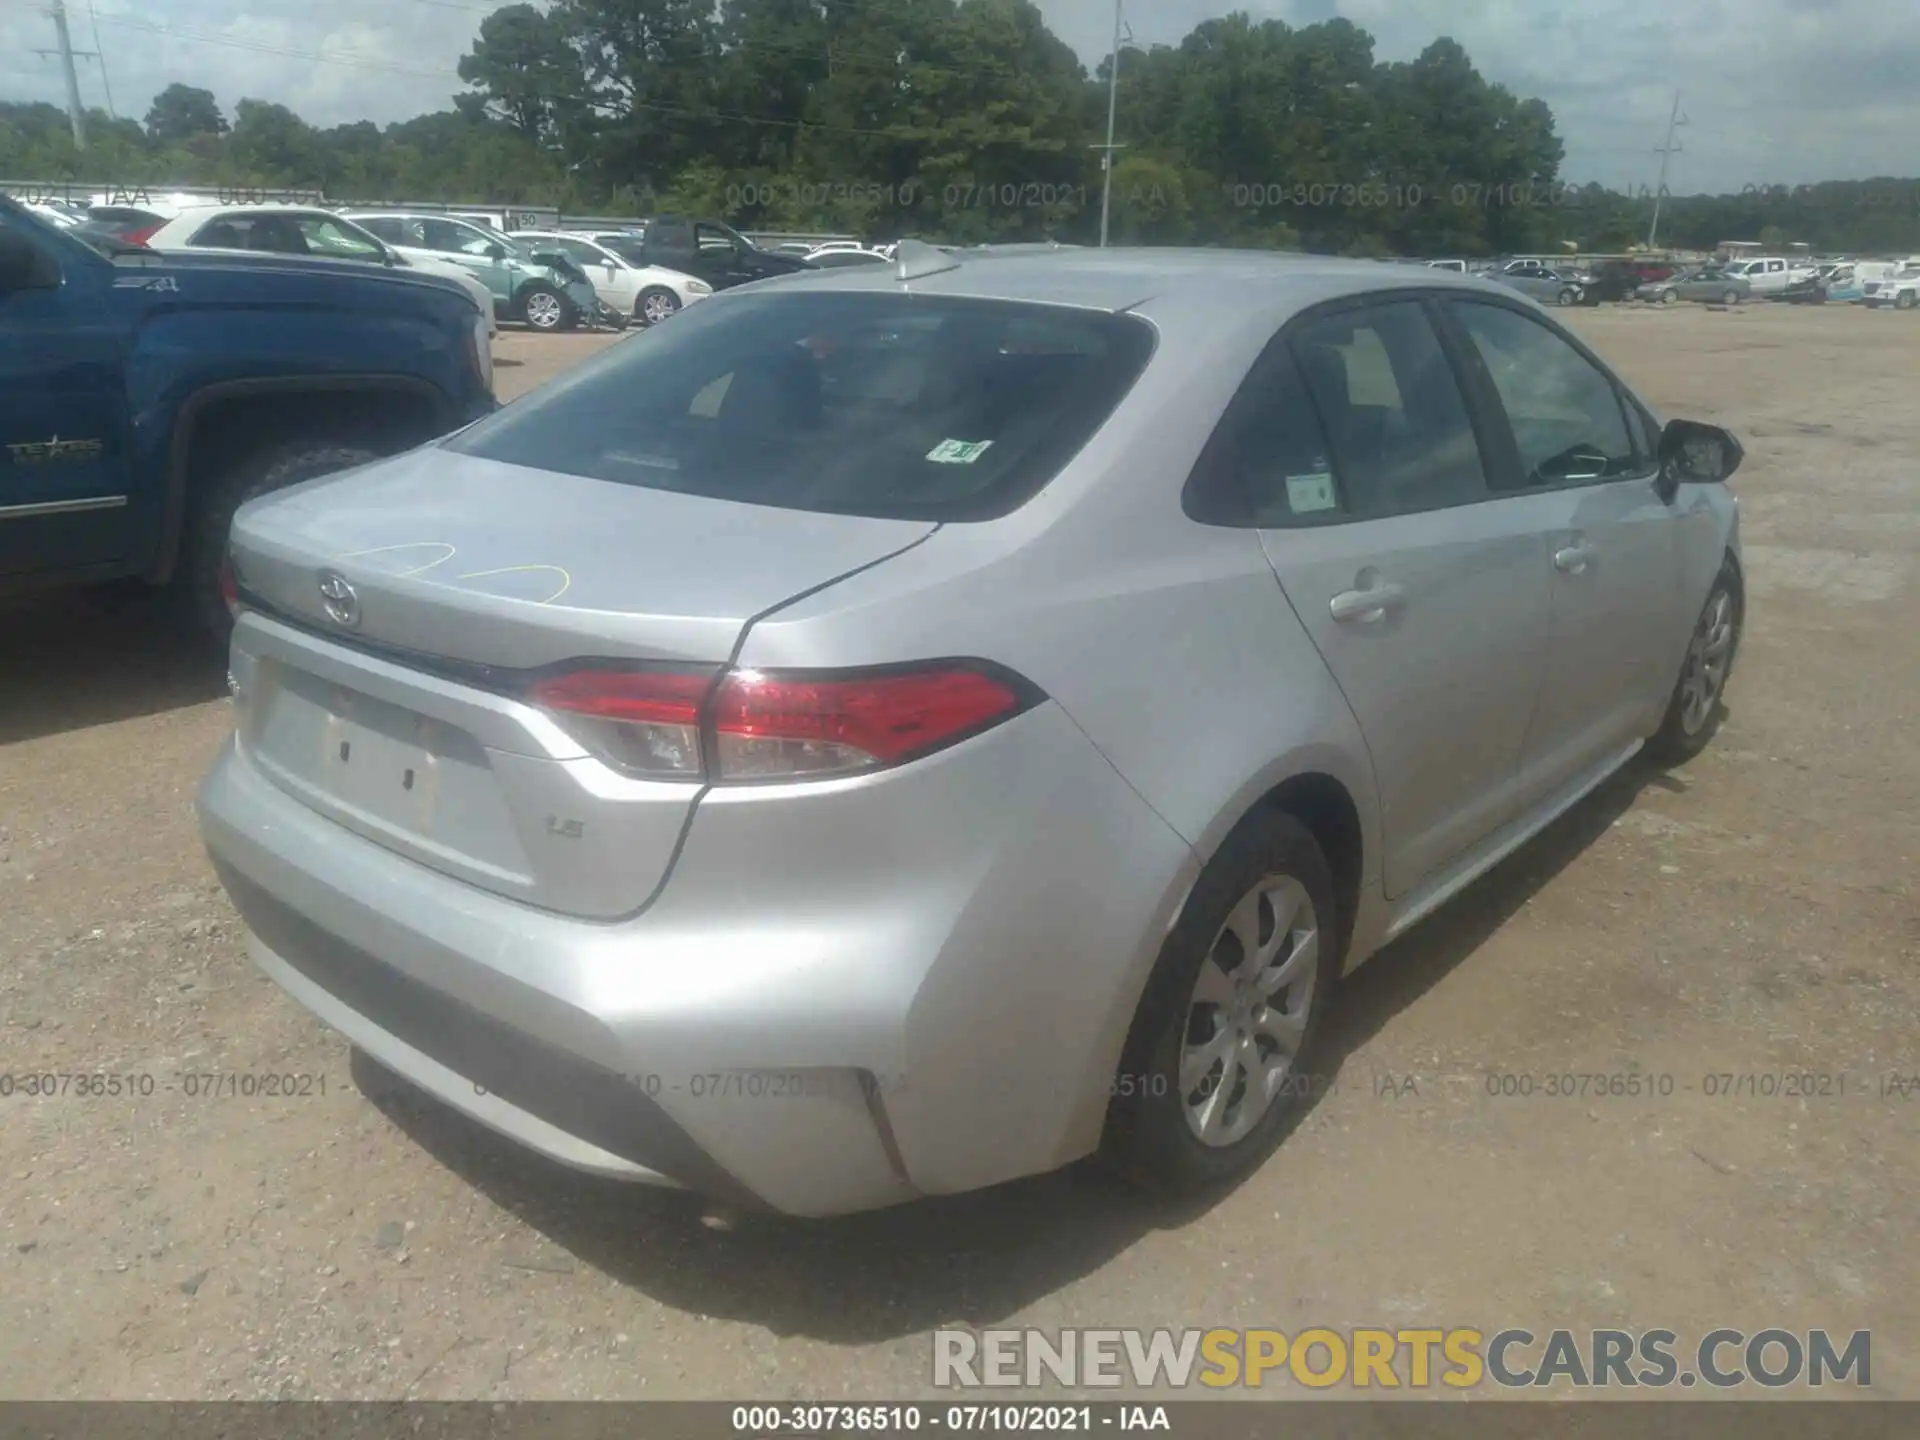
left=217, top=555, right=238, bottom=614
left=527, top=668, right=713, bottom=779
left=122, top=224, right=162, bottom=246
left=529, top=662, right=1034, bottom=782
left=711, top=666, right=1028, bottom=780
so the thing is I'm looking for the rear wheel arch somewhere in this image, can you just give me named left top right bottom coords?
left=1181, top=769, right=1367, bottom=981
left=1246, top=773, right=1364, bottom=968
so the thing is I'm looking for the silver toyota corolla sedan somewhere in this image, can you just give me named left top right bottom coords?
left=199, top=245, right=1745, bottom=1217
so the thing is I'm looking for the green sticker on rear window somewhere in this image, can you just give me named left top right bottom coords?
left=927, top=438, right=994, bottom=464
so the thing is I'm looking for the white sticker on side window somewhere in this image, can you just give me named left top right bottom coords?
left=927, top=438, right=994, bottom=464
left=1286, top=472, right=1338, bottom=513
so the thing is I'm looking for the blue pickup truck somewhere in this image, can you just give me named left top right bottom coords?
left=0, top=195, right=496, bottom=639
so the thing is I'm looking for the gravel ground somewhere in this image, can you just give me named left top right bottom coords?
left=1, top=309, right=1916, bottom=1399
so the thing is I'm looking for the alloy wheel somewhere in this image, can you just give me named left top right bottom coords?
left=1679, top=588, right=1736, bottom=735
left=525, top=292, right=564, bottom=329
left=1180, top=874, right=1319, bottom=1148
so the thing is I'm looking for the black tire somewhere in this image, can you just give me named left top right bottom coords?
left=1723, top=290, right=1741, bottom=306
left=636, top=286, right=682, bottom=326
left=1104, top=810, right=1341, bottom=1198
left=1896, top=291, right=1917, bottom=311
left=1660, top=289, right=1678, bottom=305
left=518, top=283, right=573, bottom=331
left=182, top=439, right=379, bottom=645
left=1647, top=556, right=1743, bottom=767
left=1556, top=287, right=1579, bottom=307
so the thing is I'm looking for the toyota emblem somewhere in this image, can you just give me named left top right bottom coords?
left=317, top=570, right=360, bottom=628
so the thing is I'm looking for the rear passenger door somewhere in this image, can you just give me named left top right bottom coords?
left=1439, top=297, right=1682, bottom=795
left=1223, top=296, right=1554, bottom=897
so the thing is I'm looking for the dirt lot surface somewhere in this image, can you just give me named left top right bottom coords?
left=2, top=311, right=1916, bottom=1400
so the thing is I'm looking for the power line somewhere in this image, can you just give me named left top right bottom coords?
left=84, top=0, right=115, bottom=119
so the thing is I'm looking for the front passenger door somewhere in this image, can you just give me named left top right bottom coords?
left=1231, top=298, right=1554, bottom=897
left=1441, top=298, right=1681, bottom=797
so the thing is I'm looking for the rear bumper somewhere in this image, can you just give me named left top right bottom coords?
left=198, top=701, right=1196, bottom=1217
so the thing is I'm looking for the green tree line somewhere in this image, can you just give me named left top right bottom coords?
left=4, top=0, right=1917, bottom=254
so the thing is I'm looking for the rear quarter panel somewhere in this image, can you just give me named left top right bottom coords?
left=727, top=295, right=1388, bottom=1159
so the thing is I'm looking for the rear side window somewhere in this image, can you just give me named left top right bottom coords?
left=1289, top=301, right=1491, bottom=518
left=1185, top=346, right=1342, bottom=527
left=447, top=292, right=1157, bottom=521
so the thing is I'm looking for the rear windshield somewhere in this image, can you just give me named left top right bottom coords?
left=447, top=291, right=1157, bottom=521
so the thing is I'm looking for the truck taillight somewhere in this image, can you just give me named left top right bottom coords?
left=529, top=662, right=1039, bottom=783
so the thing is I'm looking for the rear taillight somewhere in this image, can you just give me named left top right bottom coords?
left=217, top=555, right=238, bottom=615
left=529, top=662, right=1035, bottom=783
left=527, top=667, right=713, bottom=779
left=123, top=224, right=162, bottom=246
left=710, top=666, right=1028, bottom=780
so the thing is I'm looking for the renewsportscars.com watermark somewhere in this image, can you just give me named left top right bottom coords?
left=933, top=1327, right=1872, bottom=1391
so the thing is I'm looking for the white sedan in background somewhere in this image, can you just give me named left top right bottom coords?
left=142, top=205, right=499, bottom=335
left=509, top=229, right=711, bottom=326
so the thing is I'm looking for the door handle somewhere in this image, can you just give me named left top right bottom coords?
left=1554, top=543, right=1597, bottom=574
left=1328, top=582, right=1406, bottom=624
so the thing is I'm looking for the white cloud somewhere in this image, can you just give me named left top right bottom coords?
left=1, top=0, right=1911, bottom=189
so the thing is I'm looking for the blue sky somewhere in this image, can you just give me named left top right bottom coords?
left=1, top=0, right=1911, bottom=191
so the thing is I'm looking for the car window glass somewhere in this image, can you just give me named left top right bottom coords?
left=553, top=238, right=604, bottom=265
left=294, top=216, right=383, bottom=261
left=695, top=223, right=739, bottom=254
left=357, top=216, right=400, bottom=243
left=1290, top=300, right=1490, bottom=518
left=448, top=292, right=1155, bottom=522
left=1451, top=302, right=1638, bottom=486
left=196, top=213, right=313, bottom=255
left=1198, top=344, right=1344, bottom=526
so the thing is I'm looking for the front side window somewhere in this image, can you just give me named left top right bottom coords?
left=1289, top=300, right=1491, bottom=518
left=447, top=291, right=1156, bottom=522
left=1449, top=301, right=1637, bottom=487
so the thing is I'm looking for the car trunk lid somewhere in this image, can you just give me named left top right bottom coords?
left=226, top=447, right=934, bottom=917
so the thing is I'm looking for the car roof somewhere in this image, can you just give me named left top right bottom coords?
left=739, top=245, right=1502, bottom=319
left=162, top=202, right=333, bottom=221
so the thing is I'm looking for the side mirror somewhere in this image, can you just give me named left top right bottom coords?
left=0, top=229, right=55, bottom=292
left=1657, top=419, right=1743, bottom=501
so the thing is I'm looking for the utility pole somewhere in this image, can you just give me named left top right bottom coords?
left=1092, top=0, right=1125, bottom=247
left=1646, top=90, right=1686, bottom=251
left=34, top=0, right=94, bottom=150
